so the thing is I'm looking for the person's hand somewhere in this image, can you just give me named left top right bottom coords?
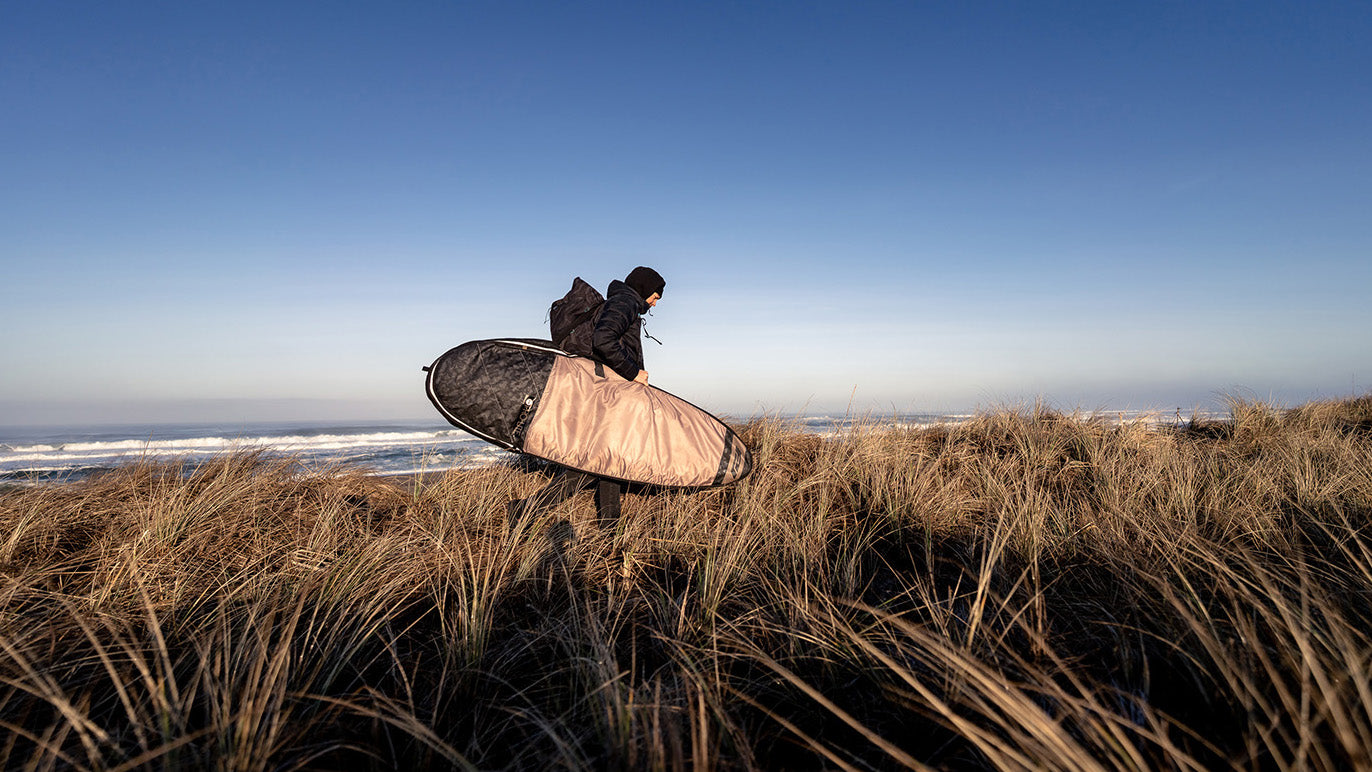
left=634, top=370, right=649, bottom=384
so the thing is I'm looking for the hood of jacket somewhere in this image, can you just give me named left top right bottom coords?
left=606, top=279, right=649, bottom=313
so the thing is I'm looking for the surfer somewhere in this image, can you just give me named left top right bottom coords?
left=508, top=267, right=666, bottom=530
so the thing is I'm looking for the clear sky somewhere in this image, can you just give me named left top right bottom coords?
left=3, top=1, right=1370, bottom=425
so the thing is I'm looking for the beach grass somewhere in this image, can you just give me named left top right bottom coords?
left=2, top=394, right=1371, bottom=770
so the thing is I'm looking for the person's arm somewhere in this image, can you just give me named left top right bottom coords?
left=591, top=297, right=643, bottom=381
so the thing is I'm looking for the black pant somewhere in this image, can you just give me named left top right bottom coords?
left=513, top=468, right=624, bottom=523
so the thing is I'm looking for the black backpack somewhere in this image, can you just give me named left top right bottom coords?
left=549, top=277, right=604, bottom=356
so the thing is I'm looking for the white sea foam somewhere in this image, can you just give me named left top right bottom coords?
left=33, top=430, right=468, bottom=455
left=4, top=444, right=62, bottom=453
left=0, top=425, right=488, bottom=478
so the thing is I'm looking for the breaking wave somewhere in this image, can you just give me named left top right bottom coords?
left=0, top=424, right=493, bottom=483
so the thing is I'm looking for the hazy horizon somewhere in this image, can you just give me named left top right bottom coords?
left=3, top=383, right=1353, bottom=430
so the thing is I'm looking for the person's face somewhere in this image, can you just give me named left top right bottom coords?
left=646, top=292, right=661, bottom=308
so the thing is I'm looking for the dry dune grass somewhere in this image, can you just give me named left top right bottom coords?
left=2, top=395, right=1371, bottom=770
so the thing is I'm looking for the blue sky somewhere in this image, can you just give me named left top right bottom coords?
left=3, top=1, right=1370, bottom=424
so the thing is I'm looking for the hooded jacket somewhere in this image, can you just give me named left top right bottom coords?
left=592, top=280, right=649, bottom=381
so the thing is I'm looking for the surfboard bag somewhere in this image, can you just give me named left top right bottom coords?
left=424, top=339, right=752, bottom=488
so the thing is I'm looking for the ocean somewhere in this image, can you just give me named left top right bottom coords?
left=0, top=419, right=499, bottom=485
left=0, top=415, right=887, bottom=486
left=0, top=410, right=1191, bottom=486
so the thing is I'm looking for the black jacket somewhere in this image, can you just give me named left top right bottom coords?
left=592, top=280, right=648, bottom=381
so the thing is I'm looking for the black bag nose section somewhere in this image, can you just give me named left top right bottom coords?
left=425, top=339, right=558, bottom=449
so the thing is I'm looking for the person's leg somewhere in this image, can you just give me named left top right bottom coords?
left=594, top=477, right=624, bottom=528
left=597, top=479, right=631, bottom=577
left=509, top=468, right=595, bottom=525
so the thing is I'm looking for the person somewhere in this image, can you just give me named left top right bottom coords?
left=507, top=266, right=666, bottom=530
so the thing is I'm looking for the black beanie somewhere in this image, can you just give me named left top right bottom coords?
left=625, top=266, right=665, bottom=300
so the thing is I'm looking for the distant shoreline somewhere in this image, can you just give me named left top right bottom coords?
left=0, top=403, right=1289, bottom=492
left=0, top=406, right=1250, bottom=489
